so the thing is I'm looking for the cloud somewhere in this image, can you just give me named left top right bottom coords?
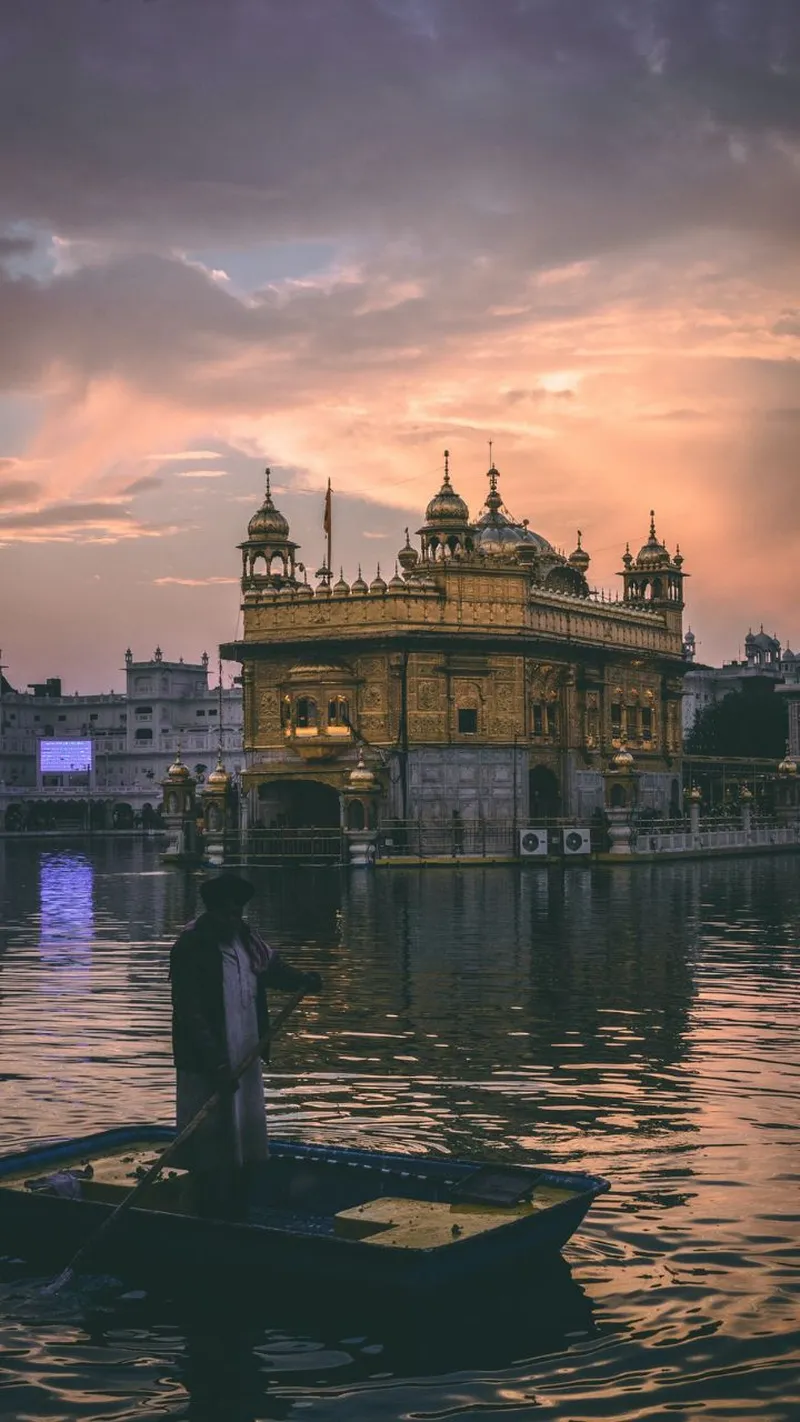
left=772, top=309, right=800, bottom=336
left=175, top=468, right=229, bottom=478
left=0, top=478, right=40, bottom=506
left=148, top=449, right=222, bottom=461
left=0, top=235, right=35, bottom=259
left=153, top=575, right=239, bottom=586
left=1, top=0, right=800, bottom=672
left=0, top=498, right=178, bottom=544
left=123, top=475, right=163, bottom=494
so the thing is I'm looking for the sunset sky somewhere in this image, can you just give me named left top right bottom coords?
left=1, top=0, right=799, bottom=689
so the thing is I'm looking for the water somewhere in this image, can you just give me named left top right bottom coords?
left=0, top=841, right=798, bottom=1421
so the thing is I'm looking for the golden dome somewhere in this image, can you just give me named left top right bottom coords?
left=369, top=566, right=387, bottom=594
left=778, top=743, right=798, bottom=776
left=611, top=744, right=634, bottom=769
left=351, top=566, right=368, bottom=596
left=348, top=749, right=377, bottom=788
left=635, top=511, right=670, bottom=567
left=167, top=750, right=191, bottom=782
left=568, top=530, right=590, bottom=571
left=424, top=451, right=470, bottom=525
left=739, top=785, right=753, bottom=800
left=687, top=785, right=702, bottom=802
left=473, top=464, right=555, bottom=558
left=248, top=468, right=290, bottom=541
left=207, top=752, right=231, bottom=789
left=398, top=528, right=419, bottom=571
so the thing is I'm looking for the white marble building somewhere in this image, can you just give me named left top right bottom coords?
left=0, top=650, right=243, bottom=829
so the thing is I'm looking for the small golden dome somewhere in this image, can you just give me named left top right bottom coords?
left=687, top=785, right=702, bottom=802
left=635, top=511, right=670, bottom=567
left=207, top=752, right=231, bottom=789
left=369, top=566, right=387, bottom=594
left=778, top=743, right=798, bottom=776
left=398, top=528, right=419, bottom=571
left=611, top=744, right=634, bottom=769
left=568, top=530, right=590, bottom=571
left=424, top=451, right=470, bottom=526
left=351, top=566, right=368, bottom=596
left=739, top=785, right=753, bottom=800
left=348, top=749, right=377, bottom=788
left=167, top=750, right=191, bottom=782
left=248, top=468, right=290, bottom=541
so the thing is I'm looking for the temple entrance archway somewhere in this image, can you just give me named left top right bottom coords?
left=528, top=765, right=561, bottom=821
left=257, top=779, right=341, bottom=828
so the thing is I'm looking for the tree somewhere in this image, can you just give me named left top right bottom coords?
left=685, top=688, right=788, bottom=758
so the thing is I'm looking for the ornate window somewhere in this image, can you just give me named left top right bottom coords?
left=457, top=707, right=478, bottom=734
left=296, top=696, right=318, bottom=729
left=532, top=703, right=557, bottom=737
left=328, top=696, right=350, bottom=728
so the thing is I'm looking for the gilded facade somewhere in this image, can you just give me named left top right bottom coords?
left=221, top=459, right=688, bottom=829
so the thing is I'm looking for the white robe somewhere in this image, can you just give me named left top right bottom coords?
left=176, top=934, right=269, bottom=1171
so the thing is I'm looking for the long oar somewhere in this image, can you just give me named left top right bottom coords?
left=44, top=985, right=308, bottom=1295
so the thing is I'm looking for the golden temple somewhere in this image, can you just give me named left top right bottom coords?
left=221, top=456, right=687, bottom=833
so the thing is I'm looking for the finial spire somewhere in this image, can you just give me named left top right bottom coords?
left=649, top=509, right=656, bottom=540
left=404, top=527, right=411, bottom=548
left=443, top=449, right=450, bottom=485
left=265, top=467, right=271, bottom=500
left=577, top=529, right=582, bottom=548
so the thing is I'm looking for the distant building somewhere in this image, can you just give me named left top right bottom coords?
left=776, top=646, right=800, bottom=759
left=221, top=459, right=689, bottom=830
left=0, top=650, right=243, bottom=831
left=682, top=627, right=789, bottom=737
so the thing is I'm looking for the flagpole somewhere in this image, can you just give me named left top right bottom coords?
left=325, top=478, right=332, bottom=576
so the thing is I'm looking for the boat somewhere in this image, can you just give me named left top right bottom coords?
left=0, top=1126, right=610, bottom=1293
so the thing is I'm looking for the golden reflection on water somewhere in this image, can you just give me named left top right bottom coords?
left=0, top=841, right=799, bottom=1420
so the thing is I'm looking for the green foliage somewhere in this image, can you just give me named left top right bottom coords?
left=685, top=689, right=788, bottom=758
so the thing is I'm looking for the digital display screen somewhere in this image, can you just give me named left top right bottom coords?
left=39, top=740, right=94, bottom=774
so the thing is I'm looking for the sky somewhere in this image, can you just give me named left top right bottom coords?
left=1, top=0, right=799, bottom=690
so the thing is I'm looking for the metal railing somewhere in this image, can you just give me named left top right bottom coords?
left=631, top=814, right=800, bottom=854
left=243, top=826, right=345, bottom=863
left=377, top=820, right=519, bottom=859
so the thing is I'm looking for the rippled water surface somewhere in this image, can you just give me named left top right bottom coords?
left=1, top=840, right=799, bottom=1420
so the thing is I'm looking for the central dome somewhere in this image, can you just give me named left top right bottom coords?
left=473, top=465, right=554, bottom=557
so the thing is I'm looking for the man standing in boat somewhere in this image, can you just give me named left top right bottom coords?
left=169, top=873, right=321, bottom=1219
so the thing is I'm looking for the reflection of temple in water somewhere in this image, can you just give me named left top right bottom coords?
left=221, top=458, right=687, bottom=833
left=337, top=865, right=699, bottom=1076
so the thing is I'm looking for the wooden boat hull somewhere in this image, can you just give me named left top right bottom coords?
left=0, top=1127, right=610, bottom=1293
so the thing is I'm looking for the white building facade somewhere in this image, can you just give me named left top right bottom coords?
left=0, top=649, right=243, bottom=830
left=682, top=628, right=793, bottom=737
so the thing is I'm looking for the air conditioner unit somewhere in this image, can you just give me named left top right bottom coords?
left=519, top=827, right=548, bottom=857
left=563, top=828, right=591, bottom=856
